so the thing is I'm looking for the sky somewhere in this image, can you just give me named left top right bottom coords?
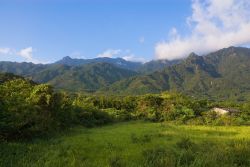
left=0, top=0, right=250, bottom=63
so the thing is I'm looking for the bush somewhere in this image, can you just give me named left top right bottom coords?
left=163, top=106, right=195, bottom=123
left=103, top=108, right=132, bottom=121
left=0, top=80, right=54, bottom=140
left=75, top=105, right=113, bottom=127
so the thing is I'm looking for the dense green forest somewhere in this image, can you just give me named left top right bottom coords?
left=105, top=47, right=250, bottom=100
left=1, top=72, right=250, bottom=141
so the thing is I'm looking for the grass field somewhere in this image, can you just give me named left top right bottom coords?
left=1, top=121, right=250, bottom=167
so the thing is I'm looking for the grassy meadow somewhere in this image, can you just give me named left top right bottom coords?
left=1, top=121, right=250, bottom=167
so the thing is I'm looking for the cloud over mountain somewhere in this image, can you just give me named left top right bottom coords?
left=155, top=0, right=250, bottom=60
left=0, top=47, right=43, bottom=63
left=97, top=49, right=122, bottom=58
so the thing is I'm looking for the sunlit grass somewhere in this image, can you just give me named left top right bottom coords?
left=1, top=121, right=250, bottom=167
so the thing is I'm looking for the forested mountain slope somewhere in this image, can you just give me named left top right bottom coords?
left=106, top=47, right=250, bottom=100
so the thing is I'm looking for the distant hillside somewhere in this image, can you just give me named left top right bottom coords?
left=55, top=56, right=178, bottom=73
left=44, top=62, right=138, bottom=92
left=0, top=62, right=137, bottom=92
left=0, top=62, right=47, bottom=77
left=54, top=56, right=142, bottom=71
left=105, top=47, right=250, bottom=101
left=0, top=57, right=179, bottom=91
left=138, top=59, right=181, bottom=73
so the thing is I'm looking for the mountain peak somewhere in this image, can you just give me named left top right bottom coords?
left=54, top=56, right=142, bottom=71
left=62, top=56, right=72, bottom=60
left=185, top=52, right=204, bottom=65
left=186, top=52, right=200, bottom=61
left=188, top=52, right=199, bottom=58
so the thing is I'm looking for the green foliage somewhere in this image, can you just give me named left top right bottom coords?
left=169, top=106, right=195, bottom=123
left=0, top=77, right=113, bottom=140
left=74, top=105, right=113, bottom=127
left=1, top=72, right=250, bottom=141
left=71, top=91, right=250, bottom=126
left=0, top=79, right=52, bottom=139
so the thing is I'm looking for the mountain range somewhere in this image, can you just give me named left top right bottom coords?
left=54, top=56, right=180, bottom=73
left=0, top=46, right=249, bottom=100
left=105, top=46, right=250, bottom=100
left=0, top=55, right=178, bottom=92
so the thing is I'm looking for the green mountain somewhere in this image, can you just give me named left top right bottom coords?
left=55, top=56, right=178, bottom=73
left=0, top=57, right=178, bottom=91
left=0, top=46, right=250, bottom=100
left=0, top=62, right=47, bottom=77
left=138, top=59, right=180, bottom=73
left=0, top=62, right=137, bottom=92
left=105, top=47, right=250, bottom=100
left=55, top=56, right=142, bottom=71
left=43, top=62, right=137, bottom=92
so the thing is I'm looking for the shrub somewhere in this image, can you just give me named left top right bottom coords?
left=163, top=106, right=195, bottom=123
left=0, top=80, right=54, bottom=140
left=75, top=105, right=113, bottom=127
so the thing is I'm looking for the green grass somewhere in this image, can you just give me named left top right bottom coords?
left=1, top=121, right=250, bottom=167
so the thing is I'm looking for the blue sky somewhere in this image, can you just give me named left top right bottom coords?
left=1, top=0, right=250, bottom=63
left=0, top=0, right=191, bottom=63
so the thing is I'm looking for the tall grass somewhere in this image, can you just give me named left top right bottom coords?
left=1, top=121, right=250, bottom=167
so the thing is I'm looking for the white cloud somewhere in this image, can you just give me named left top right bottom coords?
left=97, top=49, right=121, bottom=58
left=155, top=0, right=250, bottom=60
left=122, top=54, right=146, bottom=63
left=18, top=47, right=33, bottom=61
left=70, top=51, right=85, bottom=59
left=0, top=48, right=12, bottom=55
left=17, top=47, right=33, bottom=60
left=0, top=46, right=47, bottom=64
left=17, top=47, right=43, bottom=63
left=97, top=49, right=145, bottom=62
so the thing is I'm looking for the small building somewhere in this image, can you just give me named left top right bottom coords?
left=212, top=107, right=240, bottom=115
